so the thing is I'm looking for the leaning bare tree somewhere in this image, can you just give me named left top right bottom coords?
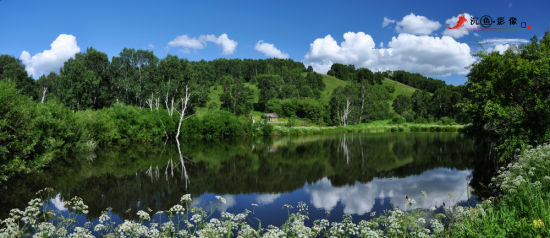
left=174, top=84, right=191, bottom=188
left=341, top=96, right=352, bottom=126
left=175, top=85, right=190, bottom=140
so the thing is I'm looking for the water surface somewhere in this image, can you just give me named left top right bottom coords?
left=0, top=133, right=489, bottom=225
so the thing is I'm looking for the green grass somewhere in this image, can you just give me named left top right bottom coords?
left=318, top=75, right=418, bottom=108
left=195, top=85, right=224, bottom=117
left=382, top=77, right=417, bottom=99
left=320, top=74, right=350, bottom=102
left=273, top=120, right=464, bottom=135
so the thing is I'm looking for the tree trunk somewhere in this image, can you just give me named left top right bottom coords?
left=175, top=85, right=190, bottom=140
left=341, top=97, right=352, bottom=126
left=40, top=87, right=47, bottom=103
left=359, top=85, right=365, bottom=123
left=170, top=97, right=175, bottom=116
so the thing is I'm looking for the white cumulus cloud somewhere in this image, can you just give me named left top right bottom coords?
left=479, top=38, right=529, bottom=54
left=168, top=33, right=237, bottom=55
left=442, top=13, right=476, bottom=39
left=19, top=34, right=81, bottom=78
left=168, top=35, right=205, bottom=49
left=200, top=34, right=238, bottom=55
left=304, top=32, right=475, bottom=77
left=395, top=13, right=441, bottom=35
left=382, top=17, right=396, bottom=28
left=254, top=40, right=289, bottom=58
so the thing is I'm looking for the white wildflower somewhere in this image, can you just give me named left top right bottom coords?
left=190, top=214, right=202, bottom=223
left=168, top=204, right=185, bottom=215
left=431, top=219, right=444, bottom=235
left=94, top=224, right=106, bottom=232
left=136, top=210, right=150, bottom=221
left=99, top=214, right=110, bottom=224
left=68, top=227, right=94, bottom=238
left=180, top=194, right=192, bottom=203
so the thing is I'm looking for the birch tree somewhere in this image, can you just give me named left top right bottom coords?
left=175, top=85, right=190, bottom=139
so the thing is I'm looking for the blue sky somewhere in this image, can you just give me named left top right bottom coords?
left=1, top=0, right=549, bottom=84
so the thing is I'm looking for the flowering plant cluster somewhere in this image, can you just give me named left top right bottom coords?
left=0, top=193, right=472, bottom=238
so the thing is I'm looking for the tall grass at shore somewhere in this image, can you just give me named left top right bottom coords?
left=274, top=120, right=464, bottom=136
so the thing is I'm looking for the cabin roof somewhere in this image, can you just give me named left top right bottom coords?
left=263, top=113, right=279, bottom=118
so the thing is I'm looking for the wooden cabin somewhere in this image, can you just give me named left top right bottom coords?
left=262, top=113, right=279, bottom=122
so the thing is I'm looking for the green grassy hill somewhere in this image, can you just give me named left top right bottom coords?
left=320, top=74, right=418, bottom=102
left=381, top=77, right=417, bottom=99
left=320, top=74, right=349, bottom=102
left=196, top=74, right=418, bottom=117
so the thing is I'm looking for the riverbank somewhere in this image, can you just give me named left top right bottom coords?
left=273, top=120, right=465, bottom=135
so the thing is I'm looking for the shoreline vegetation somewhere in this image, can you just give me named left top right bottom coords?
left=272, top=120, right=464, bottom=136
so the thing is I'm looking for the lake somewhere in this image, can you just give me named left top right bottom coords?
left=0, top=132, right=491, bottom=226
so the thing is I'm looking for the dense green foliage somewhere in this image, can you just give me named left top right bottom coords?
left=28, top=50, right=312, bottom=113
left=0, top=81, right=271, bottom=181
left=0, top=45, right=474, bottom=181
left=219, top=75, right=254, bottom=115
left=327, top=63, right=384, bottom=84
left=463, top=33, right=550, bottom=160
left=2, top=47, right=467, bottom=129
left=325, top=64, right=466, bottom=125
left=266, top=97, right=327, bottom=123
left=0, top=81, right=82, bottom=181
left=329, top=84, right=392, bottom=125
left=392, top=94, right=411, bottom=115
left=389, top=70, right=446, bottom=93
left=0, top=55, right=35, bottom=97
left=181, top=110, right=272, bottom=139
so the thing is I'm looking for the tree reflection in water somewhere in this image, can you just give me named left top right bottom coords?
left=0, top=133, right=490, bottom=222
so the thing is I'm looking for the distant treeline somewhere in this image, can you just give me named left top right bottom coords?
left=325, top=63, right=467, bottom=124
left=1, top=49, right=464, bottom=127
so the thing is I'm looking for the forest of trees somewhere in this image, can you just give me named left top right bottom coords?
left=2, top=48, right=465, bottom=129
left=325, top=63, right=467, bottom=125
left=3, top=32, right=548, bottom=181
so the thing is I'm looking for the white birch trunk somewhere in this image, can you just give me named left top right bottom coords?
left=175, top=85, right=190, bottom=140
left=40, top=87, right=47, bottom=103
left=341, top=97, right=352, bottom=126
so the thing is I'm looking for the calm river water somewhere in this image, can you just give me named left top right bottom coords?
left=0, top=132, right=491, bottom=226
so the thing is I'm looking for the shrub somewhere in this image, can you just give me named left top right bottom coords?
left=402, top=110, right=416, bottom=122
left=257, top=119, right=273, bottom=136
left=286, top=116, right=297, bottom=127
left=391, top=115, right=406, bottom=124
left=0, top=81, right=85, bottom=181
left=438, top=116, right=456, bottom=125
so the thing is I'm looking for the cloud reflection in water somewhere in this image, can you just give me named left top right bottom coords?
left=305, top=168, right=472, bottom=215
